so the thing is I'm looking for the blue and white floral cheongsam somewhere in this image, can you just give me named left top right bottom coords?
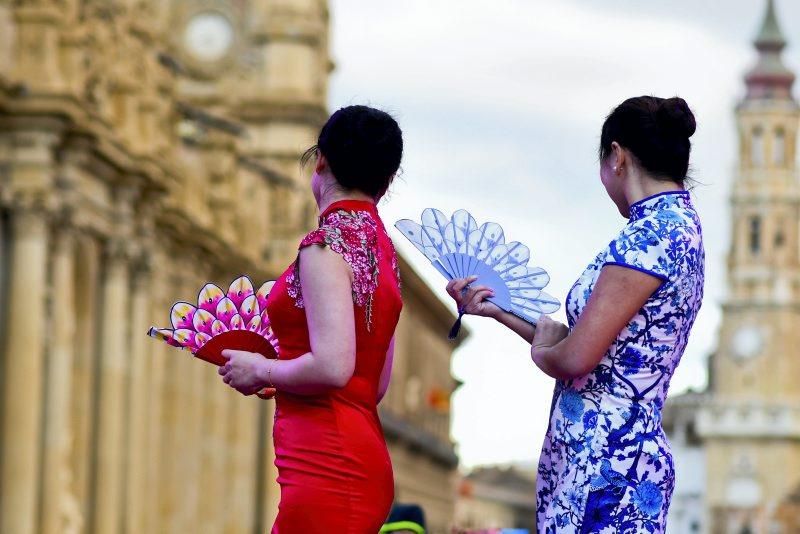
left=536, top=191, right=705, bottom=533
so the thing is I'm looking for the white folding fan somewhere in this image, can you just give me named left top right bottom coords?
left=395, top=209, right=560, bottom=338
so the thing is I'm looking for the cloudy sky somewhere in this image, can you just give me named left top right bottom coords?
left=328, top=0, right=800, bottom=468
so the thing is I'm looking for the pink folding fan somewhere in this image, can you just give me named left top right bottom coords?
left=148, top=275, right=279, bottom=370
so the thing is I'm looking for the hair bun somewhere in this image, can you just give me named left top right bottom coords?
left=656, top=97, right=696, bottom=138
left=315, top=105, right=403, bottom=197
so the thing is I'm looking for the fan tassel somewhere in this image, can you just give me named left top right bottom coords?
left=448, top=309, right=465, bottom=340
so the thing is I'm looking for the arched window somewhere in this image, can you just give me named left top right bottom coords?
left=751, top=127, right=764, bottom=168
left=749, top=216, right=761, bottom=255
left=773, top=128, right=785, bottom=166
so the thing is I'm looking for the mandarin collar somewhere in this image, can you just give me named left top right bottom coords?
left=629, top=191, right=691, bottom=221
left=319, top=199, right=378, bottom=220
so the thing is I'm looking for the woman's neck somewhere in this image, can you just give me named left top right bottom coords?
left=624, top=172, right=684, bottom=209
left=317, top=188, right=375, bottom=215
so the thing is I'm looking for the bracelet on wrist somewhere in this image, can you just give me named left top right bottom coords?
left=266, top=358, right=277, bottom=388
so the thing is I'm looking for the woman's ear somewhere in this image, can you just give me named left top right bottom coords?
left=611, top=142, right=626, bottom=175
left=315, top=152, right=328, bottom=175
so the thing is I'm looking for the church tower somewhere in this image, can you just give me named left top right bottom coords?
left=698, top=1, right=800, bottom=532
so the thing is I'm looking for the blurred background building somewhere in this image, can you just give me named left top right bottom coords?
left=454, top=465, right=537, bottom=533
left=664, top=1, right=800, bottom=533
left=0, top=1, right=463, bottom=533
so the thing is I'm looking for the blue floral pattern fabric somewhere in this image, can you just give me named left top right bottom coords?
left=536, top=192, right=705, bottom=533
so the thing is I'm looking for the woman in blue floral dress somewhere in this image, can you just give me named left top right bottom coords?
left=447, top=96, right=705, bottom=533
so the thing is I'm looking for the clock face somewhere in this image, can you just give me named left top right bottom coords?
left=732, top=326, right=764, bottom=361
left=183, top=11, right=234, bottom=63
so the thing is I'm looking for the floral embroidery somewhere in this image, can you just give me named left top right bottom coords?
left=390, top=245, right=402, bottom=290
left=287, top=209, right=382, bottom=329
left=536, top=192, right=704, bottom=533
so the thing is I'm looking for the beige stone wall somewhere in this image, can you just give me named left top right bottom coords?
left=711, top=309, right=800, bottom=400
left=705, top=439, right=800, bottom=534
left=0, top=2, right=462, bottom=533
left=454, top=497, right=517, bottom=531
left=0, top=1, right=323, bottom=533
left=381, top=256, right=464, bottom=533
left=390, top=443, right=458, bottom=534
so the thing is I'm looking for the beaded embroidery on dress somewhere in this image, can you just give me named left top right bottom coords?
left=287, top=207, right=398, bottom=330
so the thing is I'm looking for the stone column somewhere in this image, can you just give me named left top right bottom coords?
left=69, top=234, right=99, bottom=525
left=224, top=397, right=259, bottom=533
left=258, top=401, right=280, bottom=530
left=40, top=228, right=78, bottom=534
left=224, top=396, right=244, bottom=534
left=0, top=202, right=50, bottom=534
left=123, top=259, right=152, bottom=534
left=160, top=274, right=195, bottom=532
left=144, top=248, right=168, bottom=533
left=199, top=367, right=230, bottom=534
left=157, top=335, right=182, bottom=531
left=91, top=236, right=132, bottom=534
left=0, top=209, right=4, bottom=347
left=178, top=340, right=206, bottom=531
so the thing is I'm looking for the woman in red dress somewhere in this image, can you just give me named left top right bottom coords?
left=219, top=105, right=404, bottom=533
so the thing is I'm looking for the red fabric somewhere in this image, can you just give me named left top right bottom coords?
left=266, top=200, right=403, bottom=533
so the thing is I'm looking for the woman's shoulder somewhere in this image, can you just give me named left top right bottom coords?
left=623, top=206, right=702, bottom=248
left=300, top=208, right=379, bottom=252
left=294, top=207, right=387, bottom=309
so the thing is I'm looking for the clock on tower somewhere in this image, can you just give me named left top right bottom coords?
left=168, top=0, right=331, bottom=261
left=183, top=10, right=235, bottom=64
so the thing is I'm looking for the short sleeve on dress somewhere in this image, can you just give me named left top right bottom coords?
left=288, top=211, right=381, bottom=310
left=299, top=228, right=328, bottom=250
left=605, top=226, right=672, bottom=283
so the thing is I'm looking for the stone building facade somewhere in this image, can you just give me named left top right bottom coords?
left=0, top=1, right=463, bottom=532
left=454, top=466, right=538, bottom=533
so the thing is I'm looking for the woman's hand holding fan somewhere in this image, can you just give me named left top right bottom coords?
left=219, top=349, right=275, bottom=396
left=445, top=275, right=500, bottom=318
left=395, top=208, right=561, bottom=338
left=148, top=275, right=280, bottom=399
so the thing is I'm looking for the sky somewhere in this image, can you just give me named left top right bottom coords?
left=328, top=0, right=800, bottom=469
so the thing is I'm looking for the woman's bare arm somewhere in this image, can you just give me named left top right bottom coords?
left=266, top=245, right=357, bottom=394
left=221, top=245, right=358, bottom=396
left=531, top=265, right=662, bottom=380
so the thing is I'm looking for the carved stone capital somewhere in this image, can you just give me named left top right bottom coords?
left=103, top=234, right=137, bottom=266
left=130, top=246, right=154, bottom=289
left=51, top=227, right=76, bottom=257
left=1, top=187, right=59, bottom=220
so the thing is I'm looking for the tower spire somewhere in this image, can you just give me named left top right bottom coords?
left=745, top=0, right=795, bottom=100
left=754, top=0, right=786, bottom=50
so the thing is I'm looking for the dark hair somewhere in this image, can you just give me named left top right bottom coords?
left=302, top=105, right=403, bottom=197
left=599, top=96, right=696, bottom=184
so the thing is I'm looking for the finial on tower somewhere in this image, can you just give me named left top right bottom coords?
left=754, top=0, right=786, bottom=51
left=745, top=0, right=795, bottom=100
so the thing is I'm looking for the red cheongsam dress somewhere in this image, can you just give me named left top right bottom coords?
left=266, top=199, right=403, bottom=533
